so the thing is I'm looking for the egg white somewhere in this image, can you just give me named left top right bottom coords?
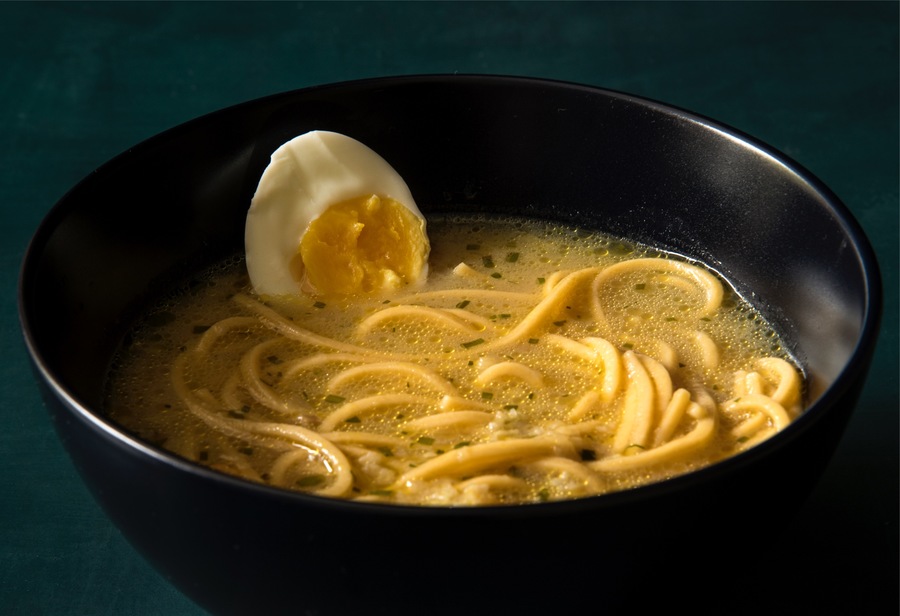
left=245, top=130, right=426, bottom=296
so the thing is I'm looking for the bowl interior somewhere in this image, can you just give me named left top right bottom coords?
left=22, top=76, right=877, bottom=418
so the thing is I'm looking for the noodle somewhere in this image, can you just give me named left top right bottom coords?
left=106, top=216, right=804, bottom=506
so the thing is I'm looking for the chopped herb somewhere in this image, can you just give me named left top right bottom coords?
left=482, top=255, right=495, bottom=268
left=377, top=446, right=394, bottom=457
left=481, top=392, right=494, bottom=400
left=497, top=313, right=511, bottom=319
left=736, top=436, right=750, bottom=443
left=344, top=416, right=361, bottom=424
left=467, top=360, right=474, bottom=366
left=506, top=252, right=520, bottom=263
left=580, top=449, right=597, bottom=461
left=382, top=299, right=391, bottom=304
left=504, top=404, right=518, bottom=410
left=553, top=320, right=567, bottom=327
left=538, top=488, right=551, bottom=502
left=227, top=410, right=246, bottom=420
left=537, top=277, right=546, bottom=284
left=665, top=317, right=678, bottom=322
left=462, top=338, right=485, bottom=348
left=369, top=489, right=393, bottom=497
left=453, top=441, right=471, bottom=449
left=622, top=342, right=634, bottom=350
left=238, top=446, right=254, bottom=456
left=634, top=283, right=646, bottom=290
left=324, top=394, right=346, bottom=404
left=417, top=436, right=435, bottom=445
left=456, top=300, right=471, bottom=309
left=313, top=301, right=326, bottom=309
left=296, top=475, right=325, bottom=487
left=701, top=317, right=711, bottom=322
left=267, top=355, right=282, bottom=364
left=491, top=272, right=502, bottom=279
left=528, top=338, right=539, bottom=344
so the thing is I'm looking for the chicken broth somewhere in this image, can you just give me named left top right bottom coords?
left=105, top=215, right=802, bottom=506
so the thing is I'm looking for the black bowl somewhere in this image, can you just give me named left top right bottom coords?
left=19, top=76, right=881, bottom=615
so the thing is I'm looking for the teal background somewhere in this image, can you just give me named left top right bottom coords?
left=2, top=2, right=896, bottom=614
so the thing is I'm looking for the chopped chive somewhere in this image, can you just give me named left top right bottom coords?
left=490, top=272, right=502, bottom=279
left=665, top=317, right=678, bottom=322
left=324, top=394, right=345, bottom=404
left=227, top=410, right=246, bottom=420
left=528, top=338, right=539, bottom=344
left=377, top=446, right=394, bottom=457
left=481, top=392, right=494, bottom=400
left=456, top=300, right=471, bottom=309
left=622, top=342, right=634, bottom=350
left=580, top=449, right=597, bottom=461
left=736, top=436, right=750, bottom=443
left=537, top=277, right=546, bottom=284
left=634, top=283, right=646, bottom=290
left=344, top=416, right=361, bottom=424
left=538, top=488, right=551, bottom=502
left=453, top=441, right=471, bottom=449
left=417, top=436, right=435, bottom=445
left=267, top=355, right=282, bottom=364
left=462, top=338, right=485, bottom=348
left=498, top=313, right=511, bottom=319
left=505, top=252, right=520, bottom=263
left=238, top=446, right=254, bottom=456
left=552, top=320, right=567, bottom=327
left=504, top=404, right=518, bottom=410
left=296, top=475, right=325, bottom=487
left=482, top=255, right=495, bottom=268
left=313, top=301, right=326, bottom=309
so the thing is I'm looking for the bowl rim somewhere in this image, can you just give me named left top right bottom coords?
left=18, top=73, right=884, bottom=516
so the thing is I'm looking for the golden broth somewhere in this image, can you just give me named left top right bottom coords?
left=106, top=216, right=802, bottom=506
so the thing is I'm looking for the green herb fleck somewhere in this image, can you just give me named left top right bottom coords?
left=313, top=301, right=326, bottom=309
left=506, top=252, right=520, bottom=263
left=417, top=436, right=435, bottom=446
left=462, top=338, right=485, bottom=349
left=482, top=255, right=495, bottom=268
left=553, top=320, right=567, bottom=327
left=296, top=475, right=325, bottom=487
left=634, top=283, right=646, bottom=290
left=481, top=392, right=494, bottom=400
left=325, top=394, right=346, bottom=404
left=344, top=416, right=361, bottom=424
left=456, top=300, right=471, bottom=309
left=377, top=446, right=394, bottom=457
left=453, top=441, right=471, bottom=449
left=490, top=272, right=502, bottom=279
left=580, top=449, right=597, bottom=461
left=528, top=338, right=539, bottom=345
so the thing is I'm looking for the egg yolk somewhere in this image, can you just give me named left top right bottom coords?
left=293, top=194, right=428, bottom=296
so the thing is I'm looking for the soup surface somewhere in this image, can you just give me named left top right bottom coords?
left=106, top=215, right=803, bottom=506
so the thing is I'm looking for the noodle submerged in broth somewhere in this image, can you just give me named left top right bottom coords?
left=106, top=216, right=803, bottom=506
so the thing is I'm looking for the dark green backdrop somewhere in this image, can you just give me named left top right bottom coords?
left=2, top=2, right=896, bottom=614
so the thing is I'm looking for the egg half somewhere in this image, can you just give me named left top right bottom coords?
left=245, top=130, right=430, bottom=297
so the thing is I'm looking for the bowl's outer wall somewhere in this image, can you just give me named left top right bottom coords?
left=20, top=77, right=882, bottom=615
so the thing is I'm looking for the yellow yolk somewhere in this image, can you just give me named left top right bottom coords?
left=293, top=194, right=429, bottom=296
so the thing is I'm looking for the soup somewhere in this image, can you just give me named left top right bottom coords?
left=105, top=215, right=803, bottom=506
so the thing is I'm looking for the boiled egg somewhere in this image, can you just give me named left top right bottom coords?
left=245, top=130, right=429, bottom=297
